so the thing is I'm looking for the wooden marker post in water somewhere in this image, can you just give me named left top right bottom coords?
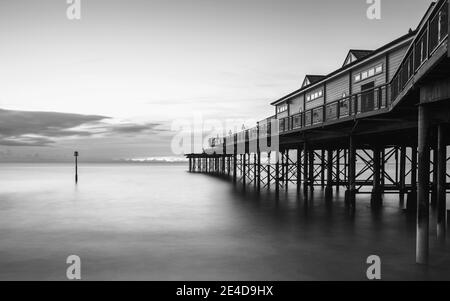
left=74, top=151, right=79, bottom=183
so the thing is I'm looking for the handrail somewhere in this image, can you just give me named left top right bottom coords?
left=208, top=0, right=448, bottom=149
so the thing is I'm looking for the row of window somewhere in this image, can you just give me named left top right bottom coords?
left=277, top=104, right=288, bottom=114
left=278, top=64, right=383, bottom=112
left=306, top=89, right=323, bottom=102
left=354, top=64, right=383, bottom=82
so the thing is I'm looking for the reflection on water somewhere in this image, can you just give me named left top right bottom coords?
left=0, top=163, right=449, bottom=280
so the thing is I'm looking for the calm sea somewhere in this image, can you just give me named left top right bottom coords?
left=0, top=163, right=449, bottom=280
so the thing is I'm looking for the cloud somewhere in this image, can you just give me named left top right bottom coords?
left=0, top=108, right=170, bottom=147
left=0, top=136, right=54, bottom=147
left=0, top=108, right=108, bottom=146
left=92, top=122, right=169, bottom=136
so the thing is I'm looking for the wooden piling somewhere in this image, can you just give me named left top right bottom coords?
left=267, top=151, right=272, bottom=190
left=233, top=156, right=237, bottom=183
left=321, top=149, right=325, bottom=188
left=303, top=143, right=308, bottom=196
left=346, top=136, right=356, bottom=208
left=371, top=147, right=382, bottom=208
left=242, top=154, right=246, bottom=189
left=257, top=152, right=261, bottom=192
left=281, top=150, right=285, bottom=188
left=285, top=150, right=289, bottom=189
left=275, top=151, right=280, bottom=196
left=417, top=104, right=431, bottom=264
left=308, top=149, right=314, bottom=191
left=336, top=149, right=340, bottom=190
left=325, top=149, right=333, bottom=200
left=399, top=146, right=406, bottom=204
left=381, top=148, right=386, bottom=188
left=297, top=147, right=301, bottom=194
left=431, top=145, right=438, bottom=208
left=407, top=146, right=418, bottom=213
left=437, top=124, right=447, bottom=241
left=254, top=153, right=257, bottom=188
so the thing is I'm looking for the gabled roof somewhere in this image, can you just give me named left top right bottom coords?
left=270, top=30, right=416, bottom=106
left=343, top=49, right=373, bottom=67
left=301, top=75, right=326, bottom=88
left=268, top=1, right=436, bottom=107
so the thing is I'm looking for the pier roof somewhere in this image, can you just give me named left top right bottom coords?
left=271, top=2, right=437, bottom=107
left=270, top=31, right=415, bottom=106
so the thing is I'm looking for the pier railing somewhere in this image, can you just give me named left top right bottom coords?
left=208, top=0, right=448, bottom=152
left=281, top=84, right=389, bottom=132
left=391, top=0, right=448, bottom=101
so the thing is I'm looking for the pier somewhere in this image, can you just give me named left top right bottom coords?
left=186, top=0, right=450, bottom=264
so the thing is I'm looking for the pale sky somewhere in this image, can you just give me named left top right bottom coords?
left=0, top=0, right=432, bottom=162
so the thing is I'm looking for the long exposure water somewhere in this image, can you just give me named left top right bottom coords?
left=0, top=163, right=449, bottom=280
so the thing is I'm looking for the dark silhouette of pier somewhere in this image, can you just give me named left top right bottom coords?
left=187, top=0, right=450, bottom=265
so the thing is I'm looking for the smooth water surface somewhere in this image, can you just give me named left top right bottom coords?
left=0, top=163, right=449, bottom=280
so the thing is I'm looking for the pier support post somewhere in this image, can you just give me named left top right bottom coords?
left=336, top=149, right=340, bottom=190
left=399, top=146, right=406, bottom=203
left=437, top=124, right=447, bottom=241
left=189, top=157, right=192, bottom=172
left=242, top=154, right=246, bottom=189
left=407, top=146, right=418, bottom=213
left=344, top=149, right=348, bottom=185
left=267, top=152, right=272, bottom=190
left=233, top=154, right=237, bottom=183
left=257, top=152, right=261, bottom=192
left=325, top=149, right=333, bottom=200
left=254, top=154, right=257, bottom=188
left=297, top=147, right=302, bottom=194
left=303, top=143, right=309, bottom=196
left=417, top=104, right=431, bottom=264
left=381, top=148, right=386, bottom=188
left=222, top=156, right=226, bottom=175
left=308, top=150, right=314, bottom=191
left=345, top=136, right=356, bottom=209
left=281, top=150, right=285, bottom=189
left=285, top=150, right=289, bottom=189
left=371, top=147, right=382, bottom=208
left=321, top=149, right=326, bottom=188
left=431, top=145, right=438, bottom=208
left=275, top=151, right=280, bottom=196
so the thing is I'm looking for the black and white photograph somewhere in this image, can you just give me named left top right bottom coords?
left=0, top=0, right=450, bottom=289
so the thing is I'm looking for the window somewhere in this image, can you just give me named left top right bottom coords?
left=354, top=64, right=383, bottom=82
left=306, top=89, right=324, bottom=102
left=277, top=104, right=288, bottom=114
left=361, top=71, right=368, bottom=80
